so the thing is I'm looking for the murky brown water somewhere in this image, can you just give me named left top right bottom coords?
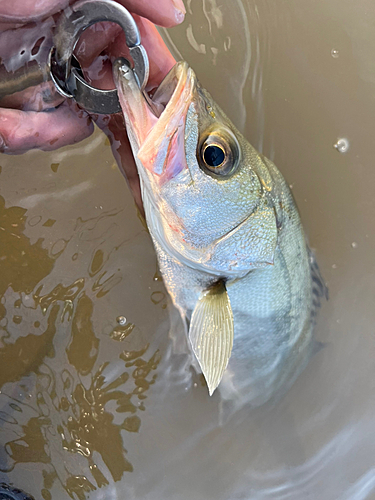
left=1, top=0, right=375, bottom=499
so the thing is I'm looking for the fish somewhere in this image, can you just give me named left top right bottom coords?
left=113, top=58, right=326, bottom=405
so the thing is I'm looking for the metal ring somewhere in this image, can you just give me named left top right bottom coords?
left=50, top=0, right=149, bottom=114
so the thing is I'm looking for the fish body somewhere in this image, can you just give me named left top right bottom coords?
left=114, top=60, right=324, bottom=404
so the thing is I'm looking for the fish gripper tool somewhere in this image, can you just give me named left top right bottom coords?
left=49, top=0, right=149, bottom=114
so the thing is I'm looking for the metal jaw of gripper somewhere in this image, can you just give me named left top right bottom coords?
left=49, top=0, right=149, bottom=114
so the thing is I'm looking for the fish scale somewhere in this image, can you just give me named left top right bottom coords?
left=114, top=59, right=325, bottom=404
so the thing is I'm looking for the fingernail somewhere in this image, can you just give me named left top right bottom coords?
left=172, top=0, right=186, bottom=23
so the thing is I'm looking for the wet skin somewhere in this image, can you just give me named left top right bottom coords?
left=0, top=0, right=183, bottom=209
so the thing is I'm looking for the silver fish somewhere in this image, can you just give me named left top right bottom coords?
left=114, top=59, right=325, bottom=404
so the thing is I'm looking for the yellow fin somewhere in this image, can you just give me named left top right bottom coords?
left=189, top=281, right=234, bottom=396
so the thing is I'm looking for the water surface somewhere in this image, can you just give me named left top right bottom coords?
left=1, top=0, right=375, bottom=499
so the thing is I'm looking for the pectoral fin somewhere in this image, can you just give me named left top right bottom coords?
left=189, top=281, right=234, bottom=396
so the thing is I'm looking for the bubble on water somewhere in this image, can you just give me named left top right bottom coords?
left=332, top=264, right=337, bottom=269
left=116, top=316, right=127, bottom=326
left=331, top=48, right=339, bottom=58
left=28, top=215, right=42, bottom=227
left=351, top=242, right=358, bottom=249
left=334, top=138, right=349, bottom=153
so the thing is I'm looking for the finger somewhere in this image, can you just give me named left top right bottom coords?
left=82, top=16, right=176, bottom=93
left=0, top=101, right=94, bottom=154
left=0, top=0, right=185, bottom=26
left=115, top=0, right=185, bottom=28
left=132, top=15, right=176, bottom=90
left=104, top=16, right=176, bottom=90
left=0, top=81, right=64, bottom=112
left=0, top=0, right=71, bottom=24
left=95, top=114, right=143, bottom=213
left=75, top=22, right=123, bottom=69
left=75, top=1, right=180, bottom=71
left=0, top=17, right=53, bottom=73
left=0, top=17, right=54, bottom=108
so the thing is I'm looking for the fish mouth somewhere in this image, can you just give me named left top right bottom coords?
left=113, top=59, right=195, bottom=181
left=151, top=62, right=191, bottom=119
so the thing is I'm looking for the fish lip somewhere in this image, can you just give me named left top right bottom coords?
left=137, top=61, right=193, bottom=145
left=149, top=61, right=191, bottom=119
left=135, top=61, right=195, bottom=181
left=114, top=59, right=194, bottom=162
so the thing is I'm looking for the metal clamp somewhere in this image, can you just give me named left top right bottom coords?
left=49, top=0, right=149, bottom=114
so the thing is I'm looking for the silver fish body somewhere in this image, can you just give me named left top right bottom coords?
left=114, top=60, right=324, bottom=404
left=152, top=154, right=316, bottom=405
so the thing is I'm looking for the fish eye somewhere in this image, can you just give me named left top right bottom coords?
left=203, top=144, right=225, bottom=168
left=198, top=128, right=240, bottom=178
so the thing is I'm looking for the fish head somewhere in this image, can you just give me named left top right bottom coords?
left=114, top=60, right=278, bottom=276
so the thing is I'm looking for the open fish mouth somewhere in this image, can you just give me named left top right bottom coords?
left=113, top=59, right=195, bottom=183
left=150, top=62, right=191, bottom=119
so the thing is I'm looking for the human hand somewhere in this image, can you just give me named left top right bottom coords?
left=83, top=14, right=178, bottom=212
left=0, top=0, right=182, bottom=154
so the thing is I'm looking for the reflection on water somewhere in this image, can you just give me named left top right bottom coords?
left=0, top=195, right=54, bottom=324
left=0, top=131, right=170, bottom=498
left=1, top=0, right=375, bottom=498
